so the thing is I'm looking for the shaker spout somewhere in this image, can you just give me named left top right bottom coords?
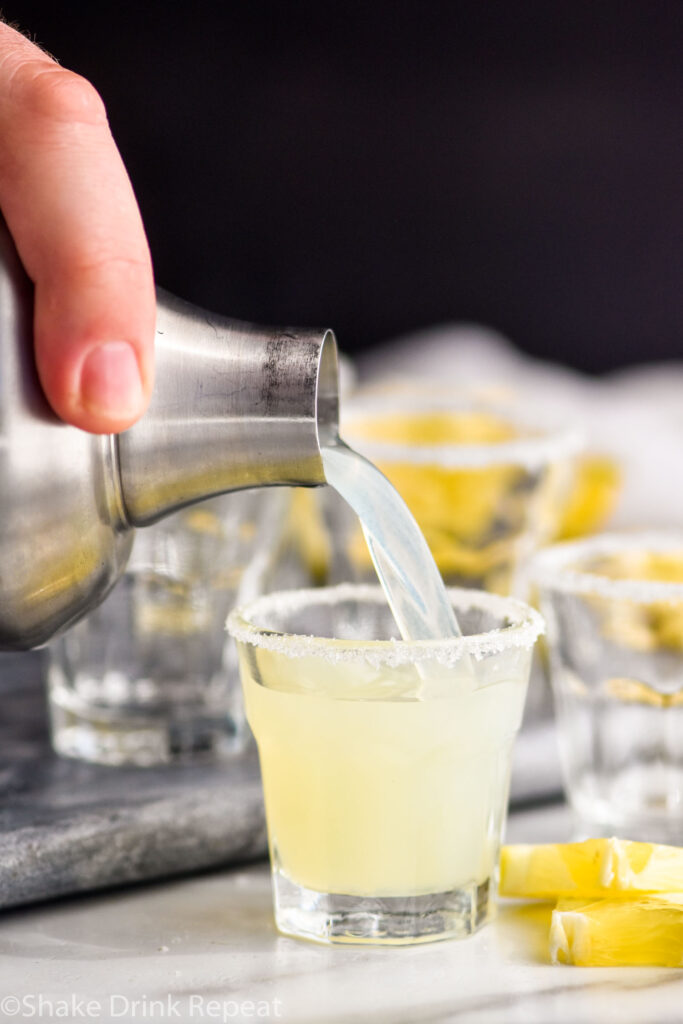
left=314, top=327, right=340, bottom=450
left=116, top=289, right=340, bottom=526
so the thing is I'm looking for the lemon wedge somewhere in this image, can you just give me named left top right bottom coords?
left=550, top=895, right=683, bottom=966
left=500, top=838, right=683, bottom=899
left=554, top=455, right=621, bottom=541
left=348, top=410, right=517, bottom=446
left=286, top=489, right=332, bottom=584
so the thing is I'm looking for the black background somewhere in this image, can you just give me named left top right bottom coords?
left=4, top=1, right=682, bottom=372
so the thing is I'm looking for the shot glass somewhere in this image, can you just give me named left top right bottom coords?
left=328, top=396, right=581, bottom=595
left=227, top=584, right=543, bottom=944
left=48, top=489, right=286, bottom=766
left=533, top=532, right=683, bottom=840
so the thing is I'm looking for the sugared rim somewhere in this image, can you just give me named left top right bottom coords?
left=531, top=532, right=683, bottom=603
left=341, top=396, right=582, bottom=470
left=226, top=583, right=544, bottom=666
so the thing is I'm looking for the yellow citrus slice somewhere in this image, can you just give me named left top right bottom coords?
left=584, top=550, right=683, bottom=653
left=554, top=455, right=621, bottom=540
left=500, top=838, right=683, bottom=899
left=286, top=489, right=332, bottom=585
left=550, top=895, right=683, bottom=966
left=348, top=410, right=517, bottom=446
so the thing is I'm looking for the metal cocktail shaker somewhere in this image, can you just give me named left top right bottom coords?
left=0, top=220, right=339, bottom=650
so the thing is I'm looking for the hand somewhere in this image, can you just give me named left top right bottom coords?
left=0, top=22, right=155, bottom=433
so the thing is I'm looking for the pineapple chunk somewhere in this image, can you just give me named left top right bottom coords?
left=500, top=838, right=683, bottom=900
left=551, top=895, right=683, bottom=966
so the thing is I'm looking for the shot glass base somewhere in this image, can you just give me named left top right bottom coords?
left=48, top=687, right=247, bottom=767
left=272, top=868, right=493, bottom=945
left=570, top=764, right=683, bottom=844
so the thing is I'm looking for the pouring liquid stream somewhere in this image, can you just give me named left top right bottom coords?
left=321, top=440, right=464, bottom=662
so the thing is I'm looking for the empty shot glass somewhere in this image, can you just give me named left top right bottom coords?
left=48, top=489, right=287, bottom=766
left=533, top=532, right=683, bottom=840
left=227, top=584, right=543, bottom=945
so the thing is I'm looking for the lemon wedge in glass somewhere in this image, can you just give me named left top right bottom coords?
left=554, top=454, right=621, bottom=541
left=550, top=895, right=683, bottom=966
left=500, top=838, right=683, bottom=900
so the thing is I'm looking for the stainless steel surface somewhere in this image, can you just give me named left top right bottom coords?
left=119, top=290, right=338, bottom=525
left=0, top=218, right=339, bottom=650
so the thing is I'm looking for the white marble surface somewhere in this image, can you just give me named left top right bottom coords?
left=2, top=802, right=682, bottom=1024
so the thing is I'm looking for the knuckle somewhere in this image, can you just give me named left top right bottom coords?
left=10, top=64, right=107, bottom=126
left=52, top=250, right=154, bottom=297
left=71, top=252, right=152, bottom=277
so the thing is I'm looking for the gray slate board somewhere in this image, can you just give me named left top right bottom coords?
left=0, top=652, right=267, bottom=911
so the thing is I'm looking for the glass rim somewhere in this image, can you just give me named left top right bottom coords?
left=531, top=531, right=683, bottom=603
left=226, top=583, right=544, bottom=667
left=341, top=396, right=582, bottom=470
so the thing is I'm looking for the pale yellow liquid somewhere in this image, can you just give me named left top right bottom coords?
left=241, top=646, right=530, bottom=897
